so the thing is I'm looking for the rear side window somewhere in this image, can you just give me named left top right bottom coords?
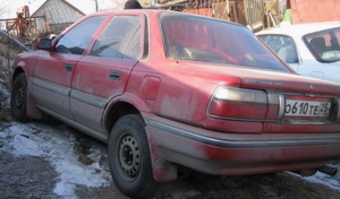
left=90, top=15, right=142, bottom=60
left=54, top=16, right=106, bottom=55
left=304, top=27, right=340, bottom=63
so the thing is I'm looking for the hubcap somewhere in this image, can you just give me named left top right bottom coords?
left=118, top=135, right=140, bottom=178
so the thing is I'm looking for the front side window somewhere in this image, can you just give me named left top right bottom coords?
left=90, top=15, right=142, bottom=60
left=304, top=27, right=340, bottom=62
left=160, top=13, right=289, bottom=72
left=258, top=35, right=299, bottom=64
left=54, top=16, right=106, bottom=55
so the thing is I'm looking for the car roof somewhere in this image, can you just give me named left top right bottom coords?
left=256, top=21, right=340, bottom=37
left=90, top=9, right=193, bottom=17
left=90, top=9, right=244, bottom=25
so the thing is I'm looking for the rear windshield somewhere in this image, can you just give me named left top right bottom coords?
left=303, top=27, right=340, bottom=63
left=159, top=13, right=290, bottom=72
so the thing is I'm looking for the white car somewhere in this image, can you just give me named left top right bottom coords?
left=257, top=22, right=340, bottom=83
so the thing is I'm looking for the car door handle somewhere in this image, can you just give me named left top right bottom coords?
left=109, top=70, right=121, bottom=80
left=64, top=63, right=73, bottom=71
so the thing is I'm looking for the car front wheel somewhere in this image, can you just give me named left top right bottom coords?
left=10, top=73, right=28, bottom=122
left=108, top=114, right=159, bottom=198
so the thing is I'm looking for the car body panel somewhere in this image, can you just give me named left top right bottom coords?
left=70, top=57, right=138, bottom=133
left=31, top=51, right=80, bottom=120
left=10, top=10, right=340, bottom=182
left=146, top=117, right=340, bottom=175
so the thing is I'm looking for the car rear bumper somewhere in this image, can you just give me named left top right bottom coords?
left=146, top=118, right=340, bottom=176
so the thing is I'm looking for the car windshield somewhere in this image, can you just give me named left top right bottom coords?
left=304, top=27, right=340, bottom=63
left=160, top=13, right=290, bottom=72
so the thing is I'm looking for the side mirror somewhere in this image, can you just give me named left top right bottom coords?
left=35, top=38, right=52, bottom=50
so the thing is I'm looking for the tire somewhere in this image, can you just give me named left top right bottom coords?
left=10, top=73, right=29, bottom=122
left=108, top=114, right=159, bottom=198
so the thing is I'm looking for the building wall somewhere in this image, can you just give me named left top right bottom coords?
left=290, top=0, right=340, bottom=24
left=32, top=0, right=85, bottom=25
left=32, top=0, right=85, bottom=34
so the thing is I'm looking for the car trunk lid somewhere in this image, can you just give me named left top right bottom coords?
left=182, top=63, right=340, bottom=132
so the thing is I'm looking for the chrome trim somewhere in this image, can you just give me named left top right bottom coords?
left=277, top=94, right=285, bottom=120
left=147, top=119, right=340, bottom=148
left=70, top=90, right=107, bottom=108
left=32, top=77, right=70, bottom=96
left=335, top=97, right=340, bottom=122
left=286, top=120, right=332, bottom=125
left=206, top=114, right=269, bottom=122
left=37, top=105, right=107, bottom=143
left=32, top=78, right=108, bottom=108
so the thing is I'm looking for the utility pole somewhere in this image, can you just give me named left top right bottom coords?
left=94, top=0, right=99, bottom=11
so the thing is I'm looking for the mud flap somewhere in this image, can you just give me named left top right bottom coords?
left=146, top=126, right=178, bottom=181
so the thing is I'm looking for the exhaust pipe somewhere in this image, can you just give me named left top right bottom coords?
left=291, top=169, right=317, bottom=177
left=318, top=165, right=338, bottom=176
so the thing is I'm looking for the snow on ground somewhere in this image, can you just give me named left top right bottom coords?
left=0, top=121, right=112, bottom=199
left=303, top=169, right=340, bottom=191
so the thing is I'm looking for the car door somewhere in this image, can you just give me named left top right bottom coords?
left=297, top=31, right=340, bottom=84
left=31, top=16, right=107, bottom=120
left=70, top=14, right=145, bottom=134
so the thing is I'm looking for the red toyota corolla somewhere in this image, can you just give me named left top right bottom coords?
left=10, top=9, right=340, bottom=198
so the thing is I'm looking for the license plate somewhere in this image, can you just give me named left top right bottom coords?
left=285, top=99, right=331, bottom=117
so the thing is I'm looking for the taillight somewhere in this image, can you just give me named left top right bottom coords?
left=207, top=87, right=281, bottom=121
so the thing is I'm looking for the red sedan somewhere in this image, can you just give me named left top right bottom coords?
left=10, top=9, right=340, bottom=198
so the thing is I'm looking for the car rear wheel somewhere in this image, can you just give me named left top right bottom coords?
left=10, top=73, right=28, bottom=122
left=108, top=114, right=159, bottom=198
